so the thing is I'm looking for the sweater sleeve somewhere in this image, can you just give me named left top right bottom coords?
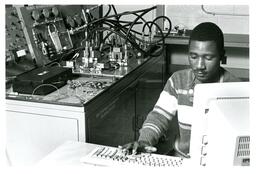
left=138, top=76, right=178, bottom=146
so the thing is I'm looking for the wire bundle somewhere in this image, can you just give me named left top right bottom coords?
left=81, top=5, right=172, bottom=57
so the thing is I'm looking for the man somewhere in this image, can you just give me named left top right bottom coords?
left=121, top=22, right=241, bottom=158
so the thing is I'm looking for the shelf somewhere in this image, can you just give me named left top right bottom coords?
left=155, top=33, right=249, bottom=48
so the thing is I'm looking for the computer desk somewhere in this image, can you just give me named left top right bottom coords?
left=38, top=141, right=188, bottom=167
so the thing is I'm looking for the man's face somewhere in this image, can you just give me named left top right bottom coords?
left=188, top=40, right=221, bottom=83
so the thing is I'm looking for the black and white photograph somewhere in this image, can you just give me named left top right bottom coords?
left=2, top=1, right=255, bottom=171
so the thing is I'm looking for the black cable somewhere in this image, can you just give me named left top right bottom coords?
left=151, top=15, right=172, bottom=39
left=78, top=6, right=170, bottom=59
left=103, top=13, right=171, bottom=46
left=104, top=5, right=112, bottom=17
left=82, top=6, right=156, bottom=50
left=139, top=16, right=172, bottom=45
left=124, top=6, right=157, bottom=43
left=86, top=6, right=157, bottom=29
left=89, top=26, right=145, bottom=54
left=87, top=27, right=126, bottom=41
left=111, top=5, right=119, bottom=21
left=123, top=21, right=162, bottom=45
left=141, top=21, right=165, bottom=57
left=105, top=19, right=142, bottom=25
left=102, top=20, right=143, bottom=44
left=100, top=20, right=163, bottom=54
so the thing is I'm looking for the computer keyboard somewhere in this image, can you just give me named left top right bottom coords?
left=80, top=146, right=184, bottom=167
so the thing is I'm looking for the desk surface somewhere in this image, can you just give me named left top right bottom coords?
left=6, top=54, right=156, bottom=107
left=38, top=141, right=101, bottom=166
left=38, top=141, right=194, bottom=168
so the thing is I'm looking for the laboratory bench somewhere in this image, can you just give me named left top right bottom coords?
left=6, top=51, right=167, bottom=165
left=6, top=32, right=250, bottom=165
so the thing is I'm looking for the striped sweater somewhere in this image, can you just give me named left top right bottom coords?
left=138, top=67, right=241, bottom=156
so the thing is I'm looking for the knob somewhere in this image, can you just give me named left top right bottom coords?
left=66, top=16, right=75, bottom=28
left=52, top=7, right=59, bottom=17
left=31, top=10, right=41, bottom=21
left=42, top=8, right=51, bottom=19
left=74, top=15, right=82, bottom=26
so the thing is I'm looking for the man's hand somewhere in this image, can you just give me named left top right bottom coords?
left=119, top=141, right=157, bottom=155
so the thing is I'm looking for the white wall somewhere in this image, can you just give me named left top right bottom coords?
left=164, top=5, right=249, bottom=78
left=165, top=5, right=249, bottom=34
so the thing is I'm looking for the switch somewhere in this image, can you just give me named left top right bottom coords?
left=200, top=156, right=207, bottom=166
left=202, top=135, right=208, bottom=145
left=32, top=10, right=41, bottom=21
left=16, top=49, right=26, bottom=57
left=201, top=146, right=207, bottom=156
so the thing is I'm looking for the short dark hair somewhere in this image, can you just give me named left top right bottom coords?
left=189, top=22, right=224, bottom=54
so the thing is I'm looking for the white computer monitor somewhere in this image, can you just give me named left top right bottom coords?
left=189, top=82, right=250, bottom=167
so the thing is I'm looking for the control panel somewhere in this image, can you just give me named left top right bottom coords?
left=5, top=6, right=31, bottom=64
left=17, top=5, right=74, bottom=65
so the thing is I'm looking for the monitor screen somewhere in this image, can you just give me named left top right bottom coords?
left=189, top=82, right=250, bottom=167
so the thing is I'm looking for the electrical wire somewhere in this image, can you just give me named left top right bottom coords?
left=83, top=6, right=162, bottom=44
left=140, top=21, right=165, bottom=57
left=103, top=5, right=112, bottom=17
left=101, top=20, right=142, bottom=45
left=111, top=5, right=119, bottom=21
left=124, top=6, right=157, bottom=44
left=47, top=62, right=61, bottom=67
left=72, top=5, right=172, bottom=60
left=32, top=83, right=60, bottom=96
left=100, top=20, right=146, bottom=52
left=86, top=6, right=157, bottom=28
